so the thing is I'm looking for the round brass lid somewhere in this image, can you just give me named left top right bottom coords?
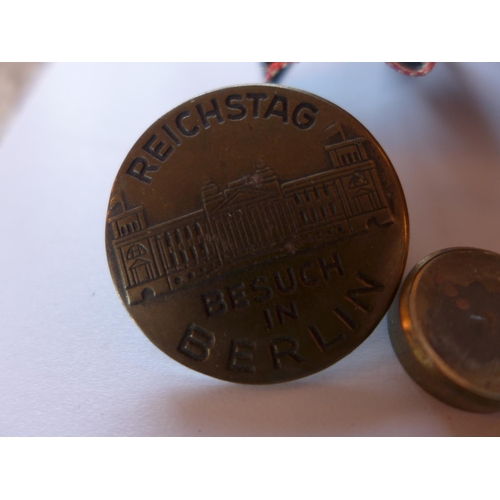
left=389, top=247, right=500, bottom=412
left=106, top=84, right=409, bottom=384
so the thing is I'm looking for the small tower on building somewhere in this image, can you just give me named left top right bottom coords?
left=325, top=123, right=369, bottom=169
left=107, top=192, right=147, bottom=239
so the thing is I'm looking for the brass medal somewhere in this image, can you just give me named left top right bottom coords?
left=106, top=85, right=409, bottom=383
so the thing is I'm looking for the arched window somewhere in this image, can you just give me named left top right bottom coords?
left=348, top=172, right=369, bottom=189
left=127, top=244, right=147, bottom=259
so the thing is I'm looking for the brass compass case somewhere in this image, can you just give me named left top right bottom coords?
left=106, top=84, right=409, bottom=384
left=389, top=248, right=500, bottom=412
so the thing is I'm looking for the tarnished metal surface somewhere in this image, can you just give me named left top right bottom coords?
left=106, top=84, right=408, bottom=384
left=389, top=247, right=500, bottom=412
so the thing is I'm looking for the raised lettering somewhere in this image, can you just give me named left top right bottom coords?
left=228, top=339, right=256, bottom=372
left=246, top=92, right=268, bottom=118
left=196, top=98, right=225, bottom=129
left=225, top=94, right=247, bottom=121
left=276, top=300, right=299, bottom=324
left=332, top=305, right=358, bottom=331
left=292, top=102, right=319, bottom=130
left=269, top=336, right=304, bottom=369
left=202, top=289, right=227, bottom=317
left=319, top=252, right=345, bottom=280
left=227, top=282, right=250, bottom=310
left=161, top=123, right=182, bottom=146
left=126, top=156, right=160, bottom=184
left=273, top=267, right=297, bottom=294
left=142, top=133, right=175, bottom=163
left=345, top=272, right=384, bottom=312
left=309, top=324, right=345, bottom=352
left=264, top=94, right=289, bottom=123
left=263, top=309, right=274, bottom=329
left=251, top=276, right=274, bottom=303
left=299, top=261, right=321, bottom=286
left=178, top=323, right=215, bottom=361
left=176, top=110, right=200, bottom=137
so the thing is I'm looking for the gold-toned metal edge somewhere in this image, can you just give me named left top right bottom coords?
left=392, top=247, right=500, bottom=412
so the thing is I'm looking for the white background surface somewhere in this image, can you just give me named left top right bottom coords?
left=1, top=62, right=500, bottom=436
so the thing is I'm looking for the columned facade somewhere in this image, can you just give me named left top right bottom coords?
left=108, top=125, right=393, bottom=304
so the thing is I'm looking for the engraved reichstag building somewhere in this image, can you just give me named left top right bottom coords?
left=108, top=125, right=393, bottom=304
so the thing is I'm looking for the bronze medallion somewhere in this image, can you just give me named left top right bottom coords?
left=106, top=84, right=408, bottom=384
left=388, top=247, right=500, bottom=412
